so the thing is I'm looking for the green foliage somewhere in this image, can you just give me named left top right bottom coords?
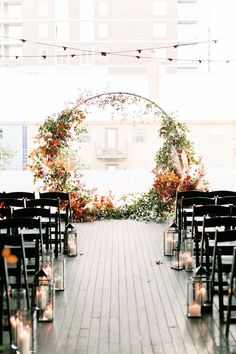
left=155, top=115, right=194, bottom=171
left=94, top=189, right=174, bottom=222
left=0, top=144, right=16, bottom=170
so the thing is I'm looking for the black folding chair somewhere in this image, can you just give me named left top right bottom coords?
left=26, top=198, right=60, bottom=257
left=0, top=257, right=12, bottom=348
left=225, top=247, right=236, bottom=335
left=211, top=229, right=236, bottom=319
left=191, top=205, right=232, bottom=267
left=2, top=191, right=36, bottom=200
left=0, top=217, right=43, bottom=275
left=0, top=234, right=30, bottom=309
left=13, top=207, right=53, bottom=251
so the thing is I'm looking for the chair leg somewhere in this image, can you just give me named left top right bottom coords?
left=225, top=277, right=234, bottom=336
left=225, top=248, right=236, bottom=336
left=0, top=258, right=12, bottom=347
left=217, top=252, right=225, bottom=321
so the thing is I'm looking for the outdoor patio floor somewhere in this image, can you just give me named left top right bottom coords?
left=5, top=219, right=236, bottom=354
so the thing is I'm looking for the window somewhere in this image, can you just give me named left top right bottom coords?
left=79, top=0, right=94, bottom=18
left=79, top=44, right=95, bottom=65
left=8, top=25, right=22, bottom=43
left=153, top=1, right=167, bottom=16
left=55, top=22, right=69, bottom=41
left=178, top=23, right=198, bottom=41
left=8, top=5, right=22, bottom=21
left=106, top=128, right=117, bottom=149
left=39, top=1, right=48, bottom=16
left=153, top=24, right=167, bottom=37
left=55, top=49, right=68, bottom=65
left=132, top=127, right=147, bottom=142
left=80, top=22, right=94, bottom=42
left=99, top=1, right=108, bottom=16
left=39, top=23, right=48, bottom=38
left=98, top=23, right=108, bottom=38
left=54, top=0, right=68, bottom=19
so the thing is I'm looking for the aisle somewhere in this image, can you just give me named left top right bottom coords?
left=36, top=220, right=236, bottom=354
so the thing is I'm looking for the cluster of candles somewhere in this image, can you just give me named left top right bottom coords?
left=10, top=313, right=32, bottom=354
left=188, top=281, right=208, bottom=317
left=181, top=250, right=194, bottom=272
left=36, top=276, right=54, bottom=322
left=67, top=235, right=77, bottom=256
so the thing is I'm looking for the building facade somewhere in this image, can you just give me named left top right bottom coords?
left=0, top=0, right=208, bottom=76
left=1, top=119, right=236, bottom=173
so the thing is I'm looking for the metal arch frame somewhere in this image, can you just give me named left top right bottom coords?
left=74, top=91, right=170, bottom=118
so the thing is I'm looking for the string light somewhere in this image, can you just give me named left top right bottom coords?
left=0, top=34, right=235, bottom=64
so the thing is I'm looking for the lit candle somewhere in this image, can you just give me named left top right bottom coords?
left=185, top=257, right=193, bottom=272
left=196, top=285, right=207, bottom=303
left=10, top=315, right=23, bottom=346
left=36, top=286, right=47, bottom=310
left=44, top=304, right=53, bottom=321
left=68, top=241, right=77, bottom=256
left=188, top=302, right=201, bottom=317
left=44, top=265, right=53, bottom=280
left=55, top=276, right=63, bottom=289
left=18, top=328, right=31, bottom=354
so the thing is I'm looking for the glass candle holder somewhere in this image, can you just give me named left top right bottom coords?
left=54, top=256, right=65, bottom=291
left=36, top=281, right=54, bottom=322
left=33, top=269, right=54, bottom=322
left=187, top=266, right=212, bottom=317
left=10, top=309, right=36, bottom=354
left=183, top=238, right=195, bottom=272
left=187, top=278, right=202, bottom=318
left=66, top=223, right=77, bottom=257
left=163, top=224, right=178, bottom=256
left=171, top=241, right=184, bottom=270
left=40, top=251, right=54, bottom=282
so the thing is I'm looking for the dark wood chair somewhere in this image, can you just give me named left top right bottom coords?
left=208, top=190, right=236, bottom=198
left=191, top=204, right=232, bottom=267
left=2, top=191, right=36, bottom=200
left=216, top=196, right=236, bottom=206
left=180, top=196, right=215, bottom=234
left=0, top=198, right=26, bottom=209
left=0, top=234, right=30, bottom=309
left=13, top=207, right=53, bottom=251
left=211, top=229, right=236, bottom=320
left=0, top=217, right=43, bottom=276
left=200, top=216, right=236, bottom=278
left=26, top=198, right=60, bottom=257
left=39, top=192, right=72, bottom=249
left=0, top=257, right=12, bottom=348
left=225, top=247, right=236, bottom=335
left=175, top=190, right=209, bottom=230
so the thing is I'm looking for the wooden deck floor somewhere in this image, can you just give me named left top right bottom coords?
left=11, top=220, right=236, bottom=353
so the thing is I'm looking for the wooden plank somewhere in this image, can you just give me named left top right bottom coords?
left=26, top=220, right=236, bottom=354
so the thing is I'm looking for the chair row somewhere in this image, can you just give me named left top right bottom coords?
left=191, top=215, right=236, bottom=335
left=0, top=191, right=72, bottom=256
left=176, top=191, right=236, bottom=233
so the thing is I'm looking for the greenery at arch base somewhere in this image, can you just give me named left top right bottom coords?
left=28, top=99, right=208, bottom=223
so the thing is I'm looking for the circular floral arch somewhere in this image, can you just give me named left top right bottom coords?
left=28, top=91, right=208, bottom=222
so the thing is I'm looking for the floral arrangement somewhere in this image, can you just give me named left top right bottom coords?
left=151, top=115, right=209, bottom=217
left=28, top=93, right=208, bottom=223
left=28, top=107, right=87, bottom=192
